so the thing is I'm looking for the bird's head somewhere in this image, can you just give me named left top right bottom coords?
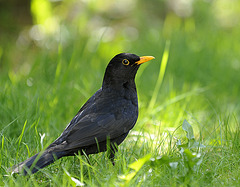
left=103, top=53, right=155, bottom=88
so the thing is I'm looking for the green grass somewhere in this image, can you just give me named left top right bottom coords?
left=1, top=0, right=240, bottom=186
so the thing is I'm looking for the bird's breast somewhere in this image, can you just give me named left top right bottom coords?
left=99, top=86, right=138, bottom=120
left=113, top=94, right=138, bottom=121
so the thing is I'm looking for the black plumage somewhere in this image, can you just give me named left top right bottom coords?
left=9, top=53, right=154, bottom=175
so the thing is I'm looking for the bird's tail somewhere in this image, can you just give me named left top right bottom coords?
left=8, top=150, right=64, bottom=175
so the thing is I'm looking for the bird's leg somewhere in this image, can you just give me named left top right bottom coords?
left=80, top=150, right=92, bottom=166
left=109, top=152, right=116, bottom=166
left=84, top=155, right=92, bottom=166
left=108, top=143, right=118, bottom=166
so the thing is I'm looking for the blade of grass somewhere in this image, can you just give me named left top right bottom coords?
left=0, top=117, right=18, bottom=137
left=148, top=40, right=170, bottom=112
left=16, top=120, right=27, bottom=148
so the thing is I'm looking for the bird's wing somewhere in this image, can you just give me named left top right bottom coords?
left=69, top=113, right=130, bottom=142
left=56, top=112, right=136, bottom=152
left=54, top=92, right=137, bottom=151
left=54, top=88, right=102, bottom=142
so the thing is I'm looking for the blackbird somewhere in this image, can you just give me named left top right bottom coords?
left=9, top=53, right=155, bottom=175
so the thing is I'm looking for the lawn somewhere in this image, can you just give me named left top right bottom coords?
left=0, top=0, right=240, bottom=186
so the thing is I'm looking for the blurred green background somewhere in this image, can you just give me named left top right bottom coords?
left=0, top=0, right=239, bottom=140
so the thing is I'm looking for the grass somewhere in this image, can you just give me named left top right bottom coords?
left=1, top=0, right=240, bottom=186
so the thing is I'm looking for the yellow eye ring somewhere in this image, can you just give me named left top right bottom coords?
left=122, top=59, right=130, bottom=65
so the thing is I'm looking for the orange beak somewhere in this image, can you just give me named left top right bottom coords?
left=135, top=56, right=155, bottom=65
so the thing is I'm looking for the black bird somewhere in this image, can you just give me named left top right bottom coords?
left=9, top=53, right=155, bottom=175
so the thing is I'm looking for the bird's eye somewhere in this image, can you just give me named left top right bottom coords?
left=122, top=59, right=130, bottom=66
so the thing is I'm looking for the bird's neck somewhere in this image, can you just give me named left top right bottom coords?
left=102, top=78, right=136, bottom=91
